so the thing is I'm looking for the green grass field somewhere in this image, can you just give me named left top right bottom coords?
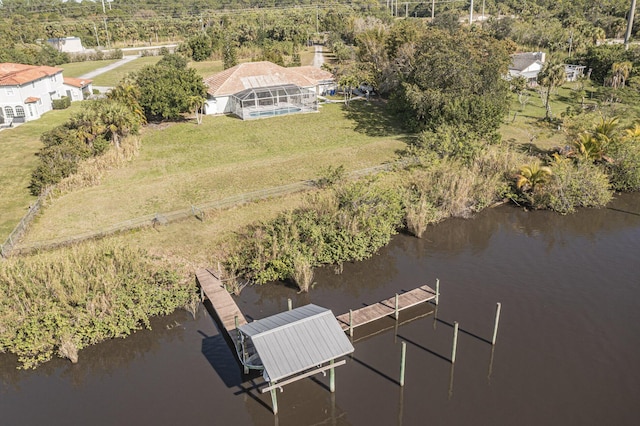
left=0, top=104, right=82, bottom=239
left=91, top=56, right=162, bottom=86
left=22, top=101, right=408, bottom=244
left=59, top=60, right=119, bottom=78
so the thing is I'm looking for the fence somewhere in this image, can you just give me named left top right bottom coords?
left=7, top=160, right=413, bottom=256
left=1, top=187, right=52, bottom=258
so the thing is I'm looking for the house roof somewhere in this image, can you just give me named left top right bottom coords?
left=0, top=63, right=63, bottom=86
left=204, top=61, right=333, bottom=97
left=509, top=52, right=545, bottom=72
left=293, top=66, right=334, bottom=82
left=63, top=77, right=92, bottom=88
left=24, top=97, right=40, bottom=103
left=238, top=304, right=354, bottom=383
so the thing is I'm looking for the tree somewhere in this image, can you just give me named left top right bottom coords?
left=134, top=62, right=206, bottom=120
left=186, top=34, right=212, bottom=61
left=222, top=36, right=238, bottom=70
left=188, top=95, right=206, bottom=125
left=537, top=58, right=566, bottom=120
left=610, top=61, right=632, bottom=88
left=399, top=28, right=511, bottom=138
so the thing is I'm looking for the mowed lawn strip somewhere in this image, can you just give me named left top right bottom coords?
left=91, top=56, right=162, bottom=86
left=23, top=102, right=408, bottom=243
left=59, top=59, right=119, bottom=78
left=0, top=104, right=82, bottom=238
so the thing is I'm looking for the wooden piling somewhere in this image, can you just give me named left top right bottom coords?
left=329, top=359, right=335, bottom=392
left=349, top=309, right=353, bottom=337
left=435, top=278, right=440, bottom=305
left=492, top=302, right=501, bottom=345
left=287, top=298, right=292, bottom=311
left=451, top=321, right=459, bottom=364
left=270, top=383, right=278, bottom=415
left=399, top=341, right=407, bottom=386
left=394, top=293, right=399, bottom=320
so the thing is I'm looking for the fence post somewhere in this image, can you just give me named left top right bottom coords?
left=287, top=298, right=292, bottom=311
left=435, top=278, right=440, bottom=305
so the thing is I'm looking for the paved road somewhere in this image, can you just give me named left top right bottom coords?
left=79, top=54, right=139, bottom=84
left=312, top=44, right=325, bottom=68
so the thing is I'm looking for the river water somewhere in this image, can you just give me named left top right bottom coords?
left=2, top=194, right=640, bottom=425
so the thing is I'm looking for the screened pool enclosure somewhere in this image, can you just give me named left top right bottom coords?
left=229, top=84, right=318, bottom=120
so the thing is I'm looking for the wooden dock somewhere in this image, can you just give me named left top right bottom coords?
left=335, top=284, right=437, bottom=334
left=196, top=268, right=247, bottom=332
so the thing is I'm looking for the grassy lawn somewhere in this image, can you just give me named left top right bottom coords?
left=189, top=60, right=224, bottom=77
left=0, top=104, right=83, bottom=239
left=23, top=101, right=408, bottom=244
left=91, top=56, right=162, bottom=86
left=500, top=82, right=598, bottom=151
left=59, top=60, right=119, bottom=78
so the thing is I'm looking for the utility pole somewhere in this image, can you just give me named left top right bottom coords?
left=469, top=0, right=474, bottom=25
left=101, top=0, right=106, bottom=14
left=624, top=0, right=637, bottom=50
left=432, top=0, right=435, bottom=20
left=405, top=2, right=408, bottom=18
left=92, top=22, right=100, bottom=48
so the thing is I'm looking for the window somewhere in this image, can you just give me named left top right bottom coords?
left=4, top=106, right=14, bottom=119
left=27, top=104, right=33, bottom=117
left=15, top=106, right=25, bottom=117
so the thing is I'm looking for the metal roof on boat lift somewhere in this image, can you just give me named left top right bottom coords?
left=238, top=304, right=354, bottom=382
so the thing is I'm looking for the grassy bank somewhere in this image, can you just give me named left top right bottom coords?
left=0, top=241, right=197, bottom=368
left=22, top=102, right=406, bottom=244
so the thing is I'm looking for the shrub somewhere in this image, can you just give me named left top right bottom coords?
left=52, top=96, right=70, bottom=110
left=543, top=157, right=613, bottom=214
left=607, top=139, right=640, bottom=191
left=0, top=242, right=197, bottom=369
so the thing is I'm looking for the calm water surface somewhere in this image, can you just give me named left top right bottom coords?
left=2, top=194, right=640, bottom=425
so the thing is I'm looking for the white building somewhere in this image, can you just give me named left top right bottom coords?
left=0, top=63, right=92, bottom=125
left=508, top=52, right=546, bottom=86
left=46, top=37, right=86, bottom=53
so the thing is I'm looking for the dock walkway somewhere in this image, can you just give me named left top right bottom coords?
left=196, top=268, right=247, bottom=332
left=335, top=284, right=437, bottom=334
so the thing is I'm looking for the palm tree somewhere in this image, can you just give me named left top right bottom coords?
left=610, top=61, right=632, bottom=89
left=537, top=58, right=567, bottom=120
left=516, top=162, right=553, bottom=193
left=188, top=95, right=207, bottom=125
left=571, top=117, right=619, bottom=163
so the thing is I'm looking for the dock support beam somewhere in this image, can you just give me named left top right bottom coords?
left=451, top=321, right=459, bottom=364
left=399, top=341, right=407, bottom=386
left=435, top=278, right=440, bottom=305
left=287, top=298, right=292, bottom=311
left=329, top=359, right=335, bottom=392
left=492, top=302, right=502, bottom=345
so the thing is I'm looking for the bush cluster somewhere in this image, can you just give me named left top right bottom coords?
left=52, top=96, right=70, bottom=110
left=0, top=243, right=197, bottom=369
left=29, top=98, right=143, bottom=195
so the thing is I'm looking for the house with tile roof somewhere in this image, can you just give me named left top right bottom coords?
left=203, top=61, right=335, bottom=120
left=0, top=63, right=92, bottom=125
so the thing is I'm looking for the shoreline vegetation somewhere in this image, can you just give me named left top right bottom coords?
left=2, top=4, right=640, bottom=368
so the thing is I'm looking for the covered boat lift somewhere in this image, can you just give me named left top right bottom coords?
left=236, top=304, right=354, bottom=414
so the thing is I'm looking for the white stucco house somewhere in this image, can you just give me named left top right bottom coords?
left=203, top=61, right=335, bottom=120
left=0, top=63, right=92, bottom=125
left=508, top=52, right=546, bottom=86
